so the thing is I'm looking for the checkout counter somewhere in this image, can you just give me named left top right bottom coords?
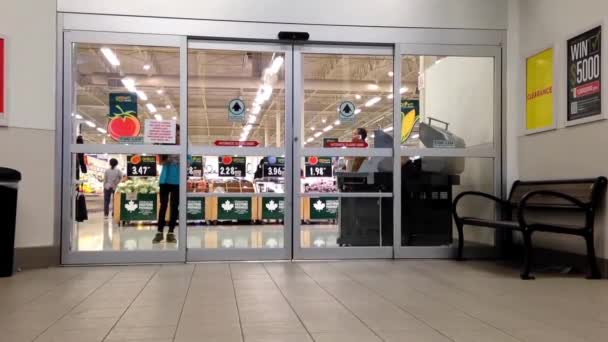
left=335, top=117, right=465, bottom=247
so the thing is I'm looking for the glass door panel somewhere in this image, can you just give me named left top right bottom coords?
left=186, top=41, right=292, bottom=261
left=293, top=45, right=395, bottom=259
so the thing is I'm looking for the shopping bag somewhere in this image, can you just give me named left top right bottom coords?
left=75, top=193, right=88, bottom=222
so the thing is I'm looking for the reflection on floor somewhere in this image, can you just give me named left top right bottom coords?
left=74, top=218, right=343, bottom=252
left=2, top=261, right=607, bottom=342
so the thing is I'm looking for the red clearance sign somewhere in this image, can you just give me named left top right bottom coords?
left=0, top=38, right=5, bottom=120
left=214, top=140, right=259, bottom=147
left=325, top=141, right=368, bottom=148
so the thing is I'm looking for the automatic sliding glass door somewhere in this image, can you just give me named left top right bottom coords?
left=292, top=45, right=395, bottom=259
left=185, top=41, right=293, bottom=261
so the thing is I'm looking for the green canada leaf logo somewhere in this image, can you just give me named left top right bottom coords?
left=266, top=200, right=279, bottom=212
left=221, top=200, right=234, bottom=212
left=313, top=200, right=326, bottom=212
left=125, top=200, right=138, bottom=212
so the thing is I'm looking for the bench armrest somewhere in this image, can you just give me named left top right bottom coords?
left=453, top=191, right=509, bottom=221
left=517, top=190, right=591, bottom=228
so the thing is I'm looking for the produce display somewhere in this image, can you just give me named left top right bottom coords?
left=116, top=177, right=159, bottom=194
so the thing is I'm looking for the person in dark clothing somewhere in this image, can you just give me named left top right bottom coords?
left=153, top=155, right=180, bottom=244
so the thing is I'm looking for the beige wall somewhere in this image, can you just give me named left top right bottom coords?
left=0, top=0, right=57, bottom=247
left=514, top=0, right=608, bottom=257
left=57, top=0, right=508, bottom=30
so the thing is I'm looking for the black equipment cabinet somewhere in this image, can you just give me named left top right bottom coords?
left=336, top=172, right=393, bottom=246
left=401, top=162, right=456, bottom=246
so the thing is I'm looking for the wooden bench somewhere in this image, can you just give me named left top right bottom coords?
left=453, top=177, right=607, bottom=280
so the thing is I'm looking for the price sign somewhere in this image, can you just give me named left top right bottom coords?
left=263, top=157, right=285, bottom=178
left=218, top=156, right=246, bottom=177
left=189, top=156, right=203, bottom=177
left=305, top=156, right=333, bottom=178
left=127, top=155, right=157, bottom=177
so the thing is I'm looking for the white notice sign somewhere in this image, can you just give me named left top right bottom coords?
left=144, top=119, right=176, bottom=144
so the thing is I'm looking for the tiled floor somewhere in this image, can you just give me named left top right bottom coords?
left=1, top=261, right=608, bottom=342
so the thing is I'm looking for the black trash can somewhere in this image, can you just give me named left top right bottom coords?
left=0, top=167, right=21, bottom=277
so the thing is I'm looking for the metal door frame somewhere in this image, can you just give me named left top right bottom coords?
left=58, top=13, right=506, bottom=263
left=185, top=40, right=293, bottom=261
left=393, top=44, right=502, bottom=259
left=61, top=31, right=188, bottom=264
left=292, top=44, right=395, bottom=259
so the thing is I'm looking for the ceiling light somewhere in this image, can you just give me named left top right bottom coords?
left=74, top=114, right=83, bottom=119
left=365, top=97, right=381, bottom=107
left=321, top=118, right=327, bottom=124
left=367, top=83, right=379, bottom=91
left=154, top=114, right=162, bottom=121
left=172, top=116, right=177, bottom=120
left=143, top=64, right=151, bottom=71
left=156, top=89, right=164, bottom=95
left=355, top=94, right=361, bottom=100
left=269, top=56, right=284, bottom=74
left=307, top=137, right=314, bottom=143
left=334, top=120, right=340, bottom=125
left=310, top=127, right=315, bottom=131
left=244, top=124, right=252, bottom=132
left=314, top=132, right=322, bottom=138
left=355, top=108, right=362, bottom=115
left=85, top=121, right=96, bottom=128
left=121, top=78, right=137, bottom=93
left=435, top=59, right=442, bottom=64
left=383, top=126, right=394, bottom=132
left=370, top=134, right=375, bottom=138
left=248, top=116, right=256, bottom=124
left=412, top=133, right=420, bottom=139
left=387, top=94, right=394, bottom=100
left=165, top=104, right=171, bottom=109
left=399, top=87, right=408, bottom=94
left=322, top=125, right=333, bottom=132
left=136, top=90, right=148, bottom=101
left=252, top=105, right=261, bottom=115
left=100, top=47, right=120, bottom=66
left=388, top=71, right=394, bottom=77
left=146, top=103, right=157, bottom=113
left=96, top=127, right=107, bottom=134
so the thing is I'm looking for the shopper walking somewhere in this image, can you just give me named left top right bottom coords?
left=153, top=154, right=180, bottom=244
left=103, top=158, right=123, bottom=218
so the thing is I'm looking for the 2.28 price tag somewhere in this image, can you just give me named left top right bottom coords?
left=218, top=156, right=246, bottom=178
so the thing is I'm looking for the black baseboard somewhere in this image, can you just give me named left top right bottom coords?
left=15, top=246, right=60, bottom=270
left=506, top=245, right=608, bottom=278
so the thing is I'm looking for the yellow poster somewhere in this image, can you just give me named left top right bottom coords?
left=526, top=48, right=554, bottom=130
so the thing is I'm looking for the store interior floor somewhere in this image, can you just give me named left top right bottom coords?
left=2, top=261, right=608, bottom=342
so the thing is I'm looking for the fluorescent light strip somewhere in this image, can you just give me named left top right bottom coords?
left=322, top=125, right=333, bottom=132
left=136, top=90, right=148, bottom=101
left=400, top=87, right=408, bottom=94
left=85, top=121, right=96, bottom=128
left=307, top=137, right=314, bottom=143
left=365, top=97, right=381, bottom=107
left=154, top=114, right=162, bottom=121
left=146, top=103, right=157, bottom=113
left=383, top=126, right=394, bottom=132
left=314, top=132, right=322, bottom=138
left=121, top=78, right=137, bottom=93
left=96, top=127, right=107, bottom=134
left=100, top=47, right=120, bottom=66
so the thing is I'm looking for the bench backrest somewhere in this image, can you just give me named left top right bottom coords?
left=508, top=177, right=607, bottom=209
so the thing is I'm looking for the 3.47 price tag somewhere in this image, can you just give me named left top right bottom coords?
left=127, top=155, right=157, bottom=177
